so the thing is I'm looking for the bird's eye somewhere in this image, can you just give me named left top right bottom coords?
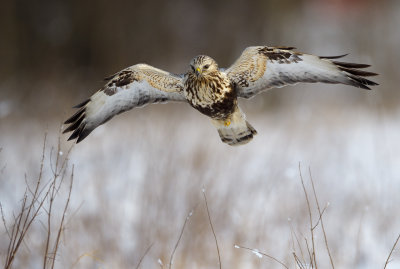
left=203, top=64, right=210, bottom=69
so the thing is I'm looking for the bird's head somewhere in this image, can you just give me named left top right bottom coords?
left=189, top=55, right=218, bottom=78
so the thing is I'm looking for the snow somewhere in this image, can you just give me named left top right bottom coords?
left=251, top=249, right=263, bottom=259
left=1, top=101, right=400, bottom=268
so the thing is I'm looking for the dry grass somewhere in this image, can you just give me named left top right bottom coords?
left=1, top=109, right=400, bottom=268
left=232, top=165, right=332, bottom=269
left=1, top=134, right=74, bottom=269
left=1, top=149, right=400, bottom=268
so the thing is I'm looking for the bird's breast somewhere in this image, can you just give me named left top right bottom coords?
left=184, top=74, right=237, bottom=119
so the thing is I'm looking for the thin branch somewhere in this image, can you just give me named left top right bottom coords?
left=20, top=132, right=47, bottom=235
left=3, top=133, right=75, bottom=269
left=293, top=252, right=306, bottom=269
left=384, top=234, right=400, bottom=269
left=43, top=185, right=53, bottom=268
left=234, top=245, right=288, bottom=269
left=311, top=204, right=328, bottom=230
left=5, top=193, right=28, bottom=268
left=50, top=166, right=74, bottom=269
left=168, top=209, right=193, bottom=269
left=309, top=167, right=334, bottom=269
left=304, top=238, right=314, bottom=268
left=49, top=147, right=56, bottom=177
left=1, top=202, right=11, bottom=240
left=298, top=163, right=317, bottom=268
left=202, top=189, right=222, bottom=269
left=290, top=221, right=306, bottom=264
left=135, top=243, right=154, bottom=269
left=70, top=251, right=104, bottom=268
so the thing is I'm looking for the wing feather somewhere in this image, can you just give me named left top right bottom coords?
left=225, top=46, right=378, bottom=99
left=64, top=64, right=186, bottom=143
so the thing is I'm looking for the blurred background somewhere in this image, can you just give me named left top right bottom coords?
left=1, top=0, right=399, bottom=268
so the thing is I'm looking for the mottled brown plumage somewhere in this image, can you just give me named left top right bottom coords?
left=64, top=46, right=378, bottom=145
left=183, top=55, right=236, bottom=119
left=182, top=55, right=257, bottom=145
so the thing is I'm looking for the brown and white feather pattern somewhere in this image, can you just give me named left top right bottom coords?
left=184, top=68, right=235, bottom=119
left=183, top=55, right=257, bottom=145
left=63, top=64, right=186, bottom=142
left=64, top=45, right=378, bottom=145
left=226, top=46, right=378, bottom=99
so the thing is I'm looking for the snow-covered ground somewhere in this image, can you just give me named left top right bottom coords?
left=1, top=83, right=399, bottom=268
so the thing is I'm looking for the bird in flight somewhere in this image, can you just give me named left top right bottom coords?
left=64, top=46, right=378, bottom=146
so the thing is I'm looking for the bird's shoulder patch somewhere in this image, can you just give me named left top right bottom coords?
left=101, top=65, right=183, bottom=96
left=226, top=47, right=267, bottom=86
left=258, top=46, right=303, bottom=64
left=102, top=70, right=137, bottom=96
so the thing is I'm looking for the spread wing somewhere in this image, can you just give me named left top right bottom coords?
left=225, top=46, right=378, bottom=99
left=63, top=64, right=186, bottom=143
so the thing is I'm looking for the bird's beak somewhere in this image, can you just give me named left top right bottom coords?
left=195, top=67, right=201, bottom=77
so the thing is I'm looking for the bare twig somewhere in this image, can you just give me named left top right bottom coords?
left=298, top=164, right=317, bottom=268
left=1, top=203, right=11, bottom=240
left=4, top=134, right=49, bottom=269
left=135, top=243, right=154, bottom=269
left=43, top=190, right=53, bottom=268
left=309, top=167, right=334, bottom=269
left=384, top=234, right=400, bottom=269
left=202, top=189, right=222, bottom=269
left=304, top=237, right=314, bottom=267
left=311, top=204, right=328, bottom=230
left=50, top=166, right=74, bottom=269
left=234, top=244, right=289, bottom=269
left=71, top=251, right=104, bottom=268
left=3, top=133, right=74, bottom=269
left=42, top=136, right=74, bottom=269
left=289, top=221, right=306, bottom=264
left=5, top=194, right=27, bottom=268
left=168, top=209, right=193, bottom=269
left=293, top=252, right=307, bottom=269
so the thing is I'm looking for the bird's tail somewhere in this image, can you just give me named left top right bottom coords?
left=211, top=107, right=257, bottom=146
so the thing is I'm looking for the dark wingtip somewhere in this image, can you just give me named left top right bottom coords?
left=320, top=54, right=348, bottom=60
left=73, top=99, right=90, bottom=109
left=334, top=61, right=371, bottom=69
left=76, top=129, right=92, bottom=143
left=338, top=66, right=379, bottom=77
left=275, top=46, right=297, bottom=50
left=326, top=57, right=379, bottom=90
left=64, top=107, right=85, bottom=124
left=358, top=84, right=372, bottom=90
left=347, top=74, right=378, bottom=90
left=66, top=122, right=90, bottom=143
left=67, top=134, right=76, bottom=141
left=63, top=115, right=85, bottom=133
left=64, top=99, right=93, bottom=143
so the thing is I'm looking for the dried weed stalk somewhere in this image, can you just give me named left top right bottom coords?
left=295, top=164, right=333, bottom=269
left=203, top=189, right=222, bottom=269
left=168, top=209, right=193, bottom=269
left=1, top=134, right=74, bottom=269
left=384, top=233, right=400, bottom=269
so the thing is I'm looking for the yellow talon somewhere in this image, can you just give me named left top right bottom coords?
left=224, top=120, right=231, bottom=126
